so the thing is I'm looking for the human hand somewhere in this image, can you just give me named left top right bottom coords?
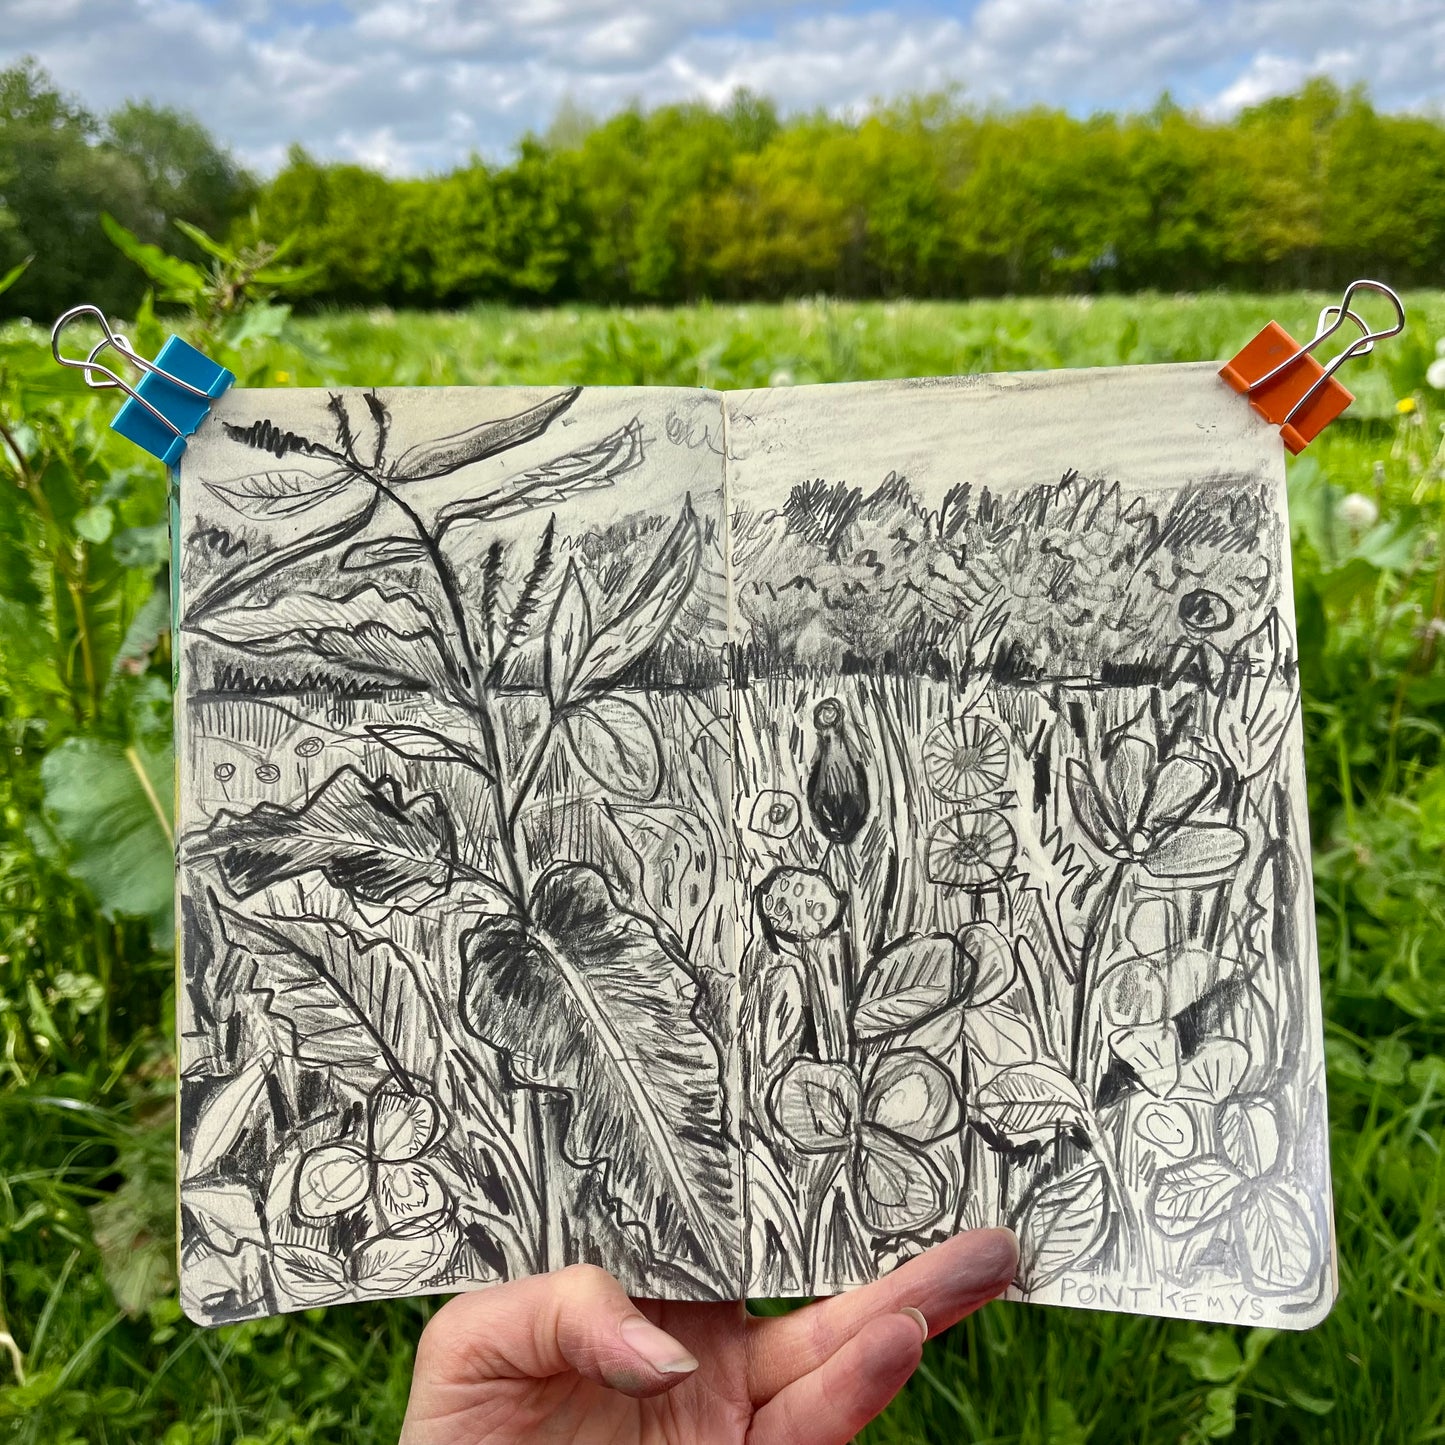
left=399, top=1227, right=1017, bottom=1444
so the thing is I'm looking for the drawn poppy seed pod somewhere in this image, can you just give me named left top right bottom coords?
left=756, top=865, right=849, bottom=1060
left=806, top=697, right=870, bottom=845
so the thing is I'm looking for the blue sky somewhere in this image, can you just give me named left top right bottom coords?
left=1, top=0, right=1440, bottom=174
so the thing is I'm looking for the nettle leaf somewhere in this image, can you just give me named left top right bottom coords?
left=206, top=468, right=355, bottom=521
left=192, top=767, right=456, bottom=909
left=40, top=736, right=175, bottom=940
left=436, top=417, right=643, bottom=532
left=460, top=863, right=738, bottom=1290
left=571, top=502, right=702, bottom=692
left=1238, top=1182, right=1318, bottom=1293
left=1016, top=1160, right=1109, bottom=1288
left=1149, top=1156, right=1248, bottom=1238
left=563, top=697, right=662, bottom=801
left=193, top=585, right=462, bottom=697
left=392, top=387, right=580, bottom=481
left=854, top=933, right=964, bottom=1040
left=340, top=536, right=430, bottom=571
left=545, top=559, right=593, bottom=708
left=974, top=1062, right=1085, bottom=1143
left=366, top=724, right=491, bottom=776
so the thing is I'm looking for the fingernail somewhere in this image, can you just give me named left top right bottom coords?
left=900, top=1306, right=929, bottom=1341
left=620, top=1316, right=699, bottom=1375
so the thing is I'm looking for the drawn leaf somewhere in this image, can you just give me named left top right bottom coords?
left=1016, top=1161, right=1109, bottom=1288
left=563, top=698, right=662, bottom=801
left=392, top=387, right=580, bottom=481
left=375, top=1161, right=449, bottom=1227
left=1149, top=1156, right=1248, bottom=1238
left=460, top=863, right=738, bottom=1290
left=182, top=1182, right=266, bottom=1254
left=1176, top=1038, right=1251, bottom=1103
left=184, top=1054, right=273, bottom=1178
left=854, top=933, right=963, bottom=1040
left=1238, top=1183, right=1318, bottom=1293
left=340, top=536, right=430, bottom=571
left=206, top=468, right=355, bottom=520
left=966, top=991, right=1039, bottom=1070
left=958, top=921, right=1014, bottom=1006
left=1214, top=608, right=1301, bottom=780
left=974, top=1062, right=1085, bottom=1142
left=270, top=1244, right=349, bottom=1307
left=1109, top=1022, right=1182, bottom=1097
left=192, top=768, right=456, bottom=909
left=769, top=1059, right=858, bottom=1151
left=756, top=964, right=805, bottom=1072
left=366, top=724, right=491, bottom=776
left=193, top=585, right=461, bottom=697
left=604, top=803, right=717, bottom=958
left=571, top=502, right=702, bottom=691
left=744, top=1144, right=806, bottom=1296
left=855, top=1125, right=948, bottom=1234
left=295, top=1143, right=372, bottom=1219
left=545, top=559, right=593, bottom=708
left=436, top=416, right=643, bottom=530
left=351, top=1225, right=453, bottom=1292
left=865, top=1049, right=960, bottom=1143
left=1215, top=1095, right=1282, bottom=1177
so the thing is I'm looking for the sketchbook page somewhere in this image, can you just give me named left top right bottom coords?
left=726, top=363, right=1334, bottom=1330
left=173, top=384, right=745, bottom=1324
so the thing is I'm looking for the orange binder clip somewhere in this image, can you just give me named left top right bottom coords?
left=1220, top=280, right=1405, bottom=453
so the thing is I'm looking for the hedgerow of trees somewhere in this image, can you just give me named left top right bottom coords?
left=2, top=59, right=1443, bottom=320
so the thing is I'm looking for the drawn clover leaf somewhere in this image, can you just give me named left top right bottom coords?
left=767, top=1051, right=961, bottom=1234
left=1066, top=736, right=1246, bottom=881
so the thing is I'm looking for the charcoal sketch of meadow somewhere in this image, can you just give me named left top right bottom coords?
left=174, top=385, right=745, bottom=1324
left=727, top=367, right=1335, bottom=1329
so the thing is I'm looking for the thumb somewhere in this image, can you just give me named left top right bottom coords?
left=413, top=1264, right=699, bottom=1401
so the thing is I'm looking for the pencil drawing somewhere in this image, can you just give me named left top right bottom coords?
left=175, top=367, right=1333, bottom=1331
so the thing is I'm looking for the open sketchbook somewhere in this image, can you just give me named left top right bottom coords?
left=174, top=364, right=1335, bottom=1331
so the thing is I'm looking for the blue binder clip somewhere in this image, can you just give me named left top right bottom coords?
left=51, top=305, right=234, bottom=467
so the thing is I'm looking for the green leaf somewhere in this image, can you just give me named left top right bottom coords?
left=0, top=254, right=32, bottom=296
left=460, top=863, right=738, bottom=1292
left=1168, top=1327, right=1243, bottom=1383
left=171, top=217, right=235, bottom=265
left=562, top=696, right=661, bottom=800
left=73, top=503, right=115, bottom=544
left=102, top=213, right=207, bottom=300
left=189, top=766, right=456, bottom=909
left=40, top=736, right=175, bottom=939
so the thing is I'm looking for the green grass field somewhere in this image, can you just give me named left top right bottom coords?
left=2, top=292, right=1443, bottom=1444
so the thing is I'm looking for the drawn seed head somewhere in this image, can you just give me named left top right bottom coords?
left=924, top=811, right=1017, bottom=891
left=213, top=762, right=236, bottom=783
left=748, top=790, right=801, bottom=840
left=756, top=866, right=844, bottom=944
left=376, top=1161, right=448, bottom=1227
left=813, top=697, right=845, bottom=732
left=295, top=737, right=324, bottom=758
left=1098, top=958, right=1168, bottom=1028
left=295, top=1143, right=371, bottom=1220
left=922, top=717, right=1009, bottom=802
left=255, top=762, right=281, bottom=784
left=1178, top=589, right=1234, bottom=637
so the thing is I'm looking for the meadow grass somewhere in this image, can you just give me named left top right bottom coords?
left=2, top=292, right=1443, bottom=1444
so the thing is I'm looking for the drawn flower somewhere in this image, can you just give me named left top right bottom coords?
left=925, top=811, right=1017, bottom=889
left=768, top=1050, right=961, bottom=1233
left=1066, top=737, right=1245, bottom=881
left=922, top=717, right=1009, bottom=801
left=1177, top=589, right=1234, bottom=637
left=749, top=790, right=801, bottom=840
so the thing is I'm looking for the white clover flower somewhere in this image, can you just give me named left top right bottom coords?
left=1426, top=356, right=1445, bottom=391
left=1336, top=492, right=1379, bottom=530
left=769, top=368, right=795, bottom=387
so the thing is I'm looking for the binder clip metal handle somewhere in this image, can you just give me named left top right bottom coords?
left=1220, top=279, right=1405, bottom=454
left=51, top=305, right=234, bottom=467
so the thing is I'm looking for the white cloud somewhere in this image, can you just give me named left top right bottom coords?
left=0, top=0, right=1439, bottom=174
